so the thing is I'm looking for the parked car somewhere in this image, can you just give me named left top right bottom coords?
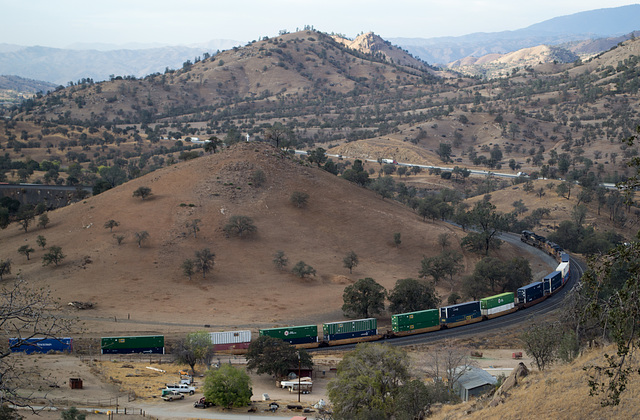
left=194, top=397, right=214, bottom=408
left=163, top=383, right=195, bottom=394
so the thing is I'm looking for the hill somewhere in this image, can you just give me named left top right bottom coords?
left=391, top=4, right=640, bottom=64
left=1, top=142, right=531, bottom=332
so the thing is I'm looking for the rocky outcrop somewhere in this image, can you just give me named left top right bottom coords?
left=489, top=362, right=529, bottom=407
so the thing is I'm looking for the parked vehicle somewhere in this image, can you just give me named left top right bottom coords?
left=194, top=397, right=213, bottom=408
left=163, top=383, right=195, bottom=395
left=161, top=390, right=184, bottom=401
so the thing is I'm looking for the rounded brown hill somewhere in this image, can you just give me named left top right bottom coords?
left=3, top=143, right=507, bottom=331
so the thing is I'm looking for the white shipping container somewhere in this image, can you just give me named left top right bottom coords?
left=209, top=330, right=251, bottom=345
left=482, top=302, right=515, bottom=316
left=556, top=262, right=570, bottom=279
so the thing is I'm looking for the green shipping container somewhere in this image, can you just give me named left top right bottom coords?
left=392, top=309, right=439, bottom=332
left=259, top=325, right=318, bottom=340
left=480, top=292, right=515, bottom=310
left=323, top=318, right=377, bottom=336
left=101, top=335, right=164, bottom=350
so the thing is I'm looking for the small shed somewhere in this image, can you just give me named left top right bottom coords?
left=69, top=378, right=83, bottom=389
left=452, top=366, right=497, bottom=402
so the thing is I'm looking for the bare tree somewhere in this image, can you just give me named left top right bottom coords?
left=418, top=342, right=476, bottom=394
left=104, top=219, right=120, bottom=232
left=0, top=279, right=73, bottom=406
left=186, top=219, right=201, bottom=238
left=194, top=248, right=215, bottom=279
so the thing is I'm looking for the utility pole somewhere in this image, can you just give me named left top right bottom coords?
left=297, top=352, right=301, bottom=403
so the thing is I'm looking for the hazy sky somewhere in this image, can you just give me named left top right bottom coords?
left=3, top=1, right=639, bottom=48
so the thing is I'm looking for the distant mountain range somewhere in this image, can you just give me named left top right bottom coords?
left=0, top=40, right=241, bottom=86
left=390, top=4, right=640, bottom=64
left=1, top=4, right=640, bottom=88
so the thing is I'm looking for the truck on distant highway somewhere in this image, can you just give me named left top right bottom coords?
left=381, top=158, right=397, bottom=164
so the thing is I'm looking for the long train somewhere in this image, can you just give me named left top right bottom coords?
left=226, top=230, right=573, bottom=351
left=12, top=231, right=571, bottom=355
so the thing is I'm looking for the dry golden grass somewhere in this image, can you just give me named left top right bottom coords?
left=432, top=344, right=640, bottom=420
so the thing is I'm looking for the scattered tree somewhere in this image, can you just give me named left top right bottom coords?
left=342, top=278, right=386, bottom=318
left=393, top=232, right=401, bottom=248
left=342, top=250, right=359, bottom=274
left=134, top=231, right=149, bottom=248
left=186, top=219, right=201, bottom=238
left=194, top=248, right=215, bottom=279
left=0, top=259, right=11, bottom=280
left=246, top=335, right=313, bottom=378
left=175, top=331, right=214, bottom=376
left=437, top=233, right=450, bottom=251
left=18, top=245, right=34, bottom=261
left=17, top=210, right=34, bottom=233
left=132, top=186, right=152, bottom=200
left=249, top=169, right=266, bottom=187
left=388, top=278, right=440, bottom=313
left=291, top=261, right=316, bottom=278
left=328, top=343, right=410, bottom=419
left=37, top=213, right=49, bottom=229
left=520, top=320, right=561, bottom=371
left=114, top=234, right=125, bottom=245
left=104, top=219, right=120, bottom=232
left=223, top=215, right=257, bottom=237
left=307, top=147, right=327, bottom=167
left=272, top=250, right=288, bottom=270
left=182, top=259, right=195, bottom=281
left=290, top=191, right=309, bottom=208
left=203, top=364, right=252, bottom=408
left=42, top=246, right=65, bottom=267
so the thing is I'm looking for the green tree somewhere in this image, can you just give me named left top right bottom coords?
left=437, top=143, right=452, bottom=163
left=42, top=246, right=65, bottom=266
left=203, top=364, right=252, bottom=408
left=114, top=234, right=125, bottom=245
left=342, top=250, right=359, bottom=274
left=36, top=235, right=46, bottom=250
left=520, top=321, right=561, bottom=371
left=18, top=245, right=34, bottom=261
left=272, top=250, right=288, bottom=270
left=328, top=343, right=409, bottom=419
left=61, top=407, right=86, bottom=420
left=186, top=219, right=201, bottom=238
left=419, top=254, right=447, bottom=285
left=461, top=200, right=508, bottom=255
left=194, top=248, right=215, bottom=279
left=175, top=331, right=214, bottom=376
left=134, top=231, right=149, bottom=248
left=103, top=219, right=119, bottom=233
left=204, top=136, right=221, bottom=153
left=16, top=209, right=34, bottom=233
left=245, top=335, right=313, bottom=378
left=98, top=166, right=127, bottom=188
left=556, top=182, right=569, bottom=199
left=37, top=213, right=49, bottom=229
left=264, top=122, right=291, bottom=149
left=291, top=261, right=316, bottom=278
left=307, top=148, right=327, bottom=167
left=393, top=232, right=401, bottom=248
left=0, top=207, right=9, bottom=230
left=342, top=278, right=385, bottom=318
left=388, top=278, right=440, bottom=313
left=182, top=259, right=195, bottom=281
left=132, top=186, right=152, bottom=200
left=223, top=215, right=257, bottom=237
left=290, top=191, right=309, bottom=208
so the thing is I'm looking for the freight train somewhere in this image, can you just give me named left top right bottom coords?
left=9, top=231, right=573, bottom=355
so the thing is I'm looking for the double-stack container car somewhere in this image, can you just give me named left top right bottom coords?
left=440, top=301, right=482, bottom=327
left=101, top=335, right=165, bottom=354
left=517, top=282, right=545, bottom=306
left=259, top=325, right=318, bottom=347
left=391, top=309, right=440, bottom=335
left=543, top=271, right=563, bottom=295
left=480, top=292, right=515, bottom=318
left=209, top=330, right=251, bottom=352
left=322, top=318, right=378, bottom=344
left=9, top=337, right=73, bottom=354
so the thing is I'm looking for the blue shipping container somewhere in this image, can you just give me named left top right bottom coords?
left=281, top=336, right=318, bottom=345
left=543, top=271, right=563, bottom=294
left=101, top=346, right=165, bottom=355
left=325, top=329, right=377, bottom=342
left=9, top=337, right=73, bottom=354
left=440, top=301, right=481, bottom=323
left=518, top=282, right=544, bottom=303
left=561, top=253, right=570, bottom=263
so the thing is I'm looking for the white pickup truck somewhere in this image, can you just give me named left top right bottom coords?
left=163, top=383, right=195, bottom=395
